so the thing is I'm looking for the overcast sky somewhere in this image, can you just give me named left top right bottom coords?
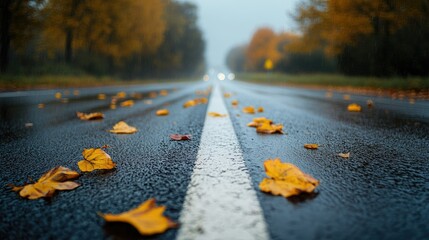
left=179, top=0, right=300, bottom=69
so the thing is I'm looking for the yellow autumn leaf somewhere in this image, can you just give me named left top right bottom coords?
left=256, top=123, right=283, bottom=134
left=160, top=90, right=168, bottom=96
left=183, top=98, right=208, bottom=108
left=247, top=117, right=273, bottom=127
left=304, top=144, right=319, bottom=149
left=38, top=103, right=45, bottom=109
left=110, top=121, right=138, bottom=134
left=120, top=100, right=134, bottom=107
left=231, top=100, right=239, bottom=106
left=338, top=152, right=350, bottom=158
left=223, top=93, right=231, bottom=98
left=347, top=103, right=362, bottom=112
left=100, top=198, right=177, bottom=236
left=259, top=159, right=319, bottom=198
left=76, top=112, right=104, bottom=120
left=116, top=91, right=127, bottom=98
left=11, top=166, right=80, bottom=200
left=257, top=107, right=264, bottom=113
left=77, top=147, right=116, bottom=172
left=55, top=92, right=62, bottom=99
left=156, top=109, right=169, bottom=116
left=242, top=106, right=255, bottom=114
left=208, top=112, right=227, bottom=117
left=98, top=94, right=106, bottom=100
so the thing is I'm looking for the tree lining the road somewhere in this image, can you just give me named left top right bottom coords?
left=227, top=0, right=429, bottom=77
left=0, top=0, right=205, bottom=78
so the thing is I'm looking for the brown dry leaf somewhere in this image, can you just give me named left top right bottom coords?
left=55, top=92, right=62, bottom=99
left=77, top=147, right=116, bottom=172
left=156, top=109, right=169, bottom=116
left=38, top=103, right=45, bottom=109
left=170, top=134, right=192, bottom=141
left=242, top=106, right=255, bottom=114
left=257, top=107, right=264, bottom=113
left=231, top=100, right=239, bottom=106
left=149, top=92, right=158, bottom=98
left=366, top=99, right=374, bottom=107
left=77, top=112, right=104, bottom=120
left=338, top=152, right=350, bottom=158
left=11, top=166, right=80, bottom=200
left=110, top=104, right=117, bottom=110
left=98, top=94, right=106, bottom=100
left=208, top=112, right=227, bottom=117
left=100, top=198, right=177, bottom=236
left=224, top=93, right=231, bottom=98
left=256, top=122, right=283, bottom=134
left=110, top=121, right=138, bottom=134
left=120, top=100, right=134, bottom=107
left=347, top=103, right=362, bottom=112
left=304, top=144, right=319, bottom=149
left=183, top=98, right=208, bottom=108
left=259, top=158, right=319, bottom=198
left=160, top=90, right=168, bottom=96
left=116, top=91, right=127, bottom=99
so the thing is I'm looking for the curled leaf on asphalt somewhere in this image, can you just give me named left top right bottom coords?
left=183, top=98, right=208, bottom=108
left=304, top=144, right=319, bottom=149
left=247, top=117, right=273, bottom=127
left=116, top=91, right=127, bottom=99
left=120, top=100, right=134, bottom=107
left=78, top=147, right=116, bottom=172
left=149, top=92, right=158, bottom=98
left=160, top=90, right=168, bottom=96
left=231, top=100, right=239, bottom=106
left=156, top=109, right=169, bottom=116
left=338, top=152, right=350, bottom=158
left=100, top=198, right=178, bottom=236
left=257, top=107, right=264, bottom=113
left=259, top=159, right=319, bottom=198
left=256, top=123, right=284, bottom=134
left=208, top=112, right=227, bottom=117
left=170, top=134, right=192, bottom=141
left=98, top=94, right=106, bottom=100
left=38, top=103, right=45, bottom=109
left=242, top=106, right=255, bottom=114
left=366, top=99, right=374, bottom=107
left=110, top=104, right=116, bottom=110
left=347, top=103, right=362, bottom=112
left=76, top=112, right=104, bottom=120
left=10, top=166, right=80, bottom=200
left=110, top=121, right=138, bottom=134
left=55, top=92, right=62, bottom=99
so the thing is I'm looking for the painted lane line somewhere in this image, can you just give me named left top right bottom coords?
left=177, top=85, right=269, bottom=240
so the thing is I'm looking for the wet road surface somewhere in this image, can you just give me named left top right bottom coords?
left=1, top=80, right=428, bottom=239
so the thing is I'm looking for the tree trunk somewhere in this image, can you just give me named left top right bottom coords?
left=0, top=0, right=11, bottom=73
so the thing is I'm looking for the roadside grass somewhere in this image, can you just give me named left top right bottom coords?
left=0, top=74, right=199, bottom=90
left=237, top=73, right=429, bottom=90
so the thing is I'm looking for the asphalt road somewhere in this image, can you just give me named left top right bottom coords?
left=0, top=80, right=428, bottom=240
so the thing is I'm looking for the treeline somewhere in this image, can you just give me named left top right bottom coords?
left=0, top=0, right=205, bottom=78
left=227, top=0, right=429, bottom=77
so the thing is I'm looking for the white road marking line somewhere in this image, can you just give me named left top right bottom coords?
left=177, top=84, right=269, bottom=240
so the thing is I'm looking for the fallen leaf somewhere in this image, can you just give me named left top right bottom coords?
left=256, top=123, right=283, bottom=134
left=120, top=100, right=134, bottom=107
left=183, top=98, right=208, bottom=108
left=110, top=104, right=117, bottom=110
left=257, top=107, right=264, bottom=113
left=100, top=198, right=177, bottom=236
left=208, top=112, right=227, bottom=117
left=242, top=106, right=255, bottom=114
left=38, top=103, right=45, bottom=109
left=247, top=117, right=273, bottom=127
left=343, top=94, right=351, bottom=100
left=11, top=166, right=80, bottom=200
left=55, top=92, right=62, bottom=99
left=110, top=121, right=138, bottom=134
left=78, top=147, right=116, bottom=172
left=98, top=94, right=106, bottom=100
left=224, top=93, right=231, bottom=98
left=231, top=100, right=239, bottom=106
left=73, top=90, right=79, bottom=96
left=149, top=92, right=158, bottom=98
left=170, top=134, right=192, bottom=141
left=366, top=99, right=374, bottom=107
left=156, top=109, right=169, bottom=116
left=76, top=112, right=104, bottom=120
left=338, top=152, right=350, bottom=158
left=160, top=90, right=168, bottom=96
left=347, top=103, right=362, bottom=112
left=116, top=92, right=127, bottom=98
left=259, top=158, right=319, bottom=198
left=304, top=144, right=319, bottom=149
